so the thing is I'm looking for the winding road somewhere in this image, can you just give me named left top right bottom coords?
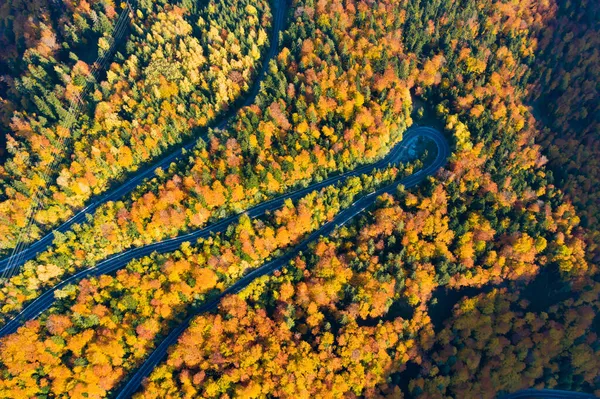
left=2, top=3, right=596, bottom=399
left=499, top=389, right=599, bottom=399
left=0, top=0, right=288, bottom=273
left=0, top=126, right=448, bottom=337
left=0, top=0, right=452, bottom=394
left=112, top=125, right=449, bottom=398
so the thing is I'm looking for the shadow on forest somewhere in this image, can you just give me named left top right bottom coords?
left=389, top=361, right=421, bottom=397
left=357, top=298, right=415, bottom=327
left=411, top=95, right=445, bottom=133
left=518, top=265, right=573, bottom=313
left=389, top=266, right=579, bottom=397
left=428, top=284, right=495, bottom=333
left=427, top=264, right=573, bottom=334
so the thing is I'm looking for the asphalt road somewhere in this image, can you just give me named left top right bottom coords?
left=0, top=0, right=288, bottom=274
left=0, top=125, right=446, bottom=337
left=499, top=389, right=599, bottom=399
left=2, top=2, right=596, bottom=399
left=111, top=125, right=449, bottom=398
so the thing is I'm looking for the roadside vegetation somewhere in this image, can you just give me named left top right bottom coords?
left=0, top=0, right=597, bottom=397
left=0, top=0, right=272, bottom=254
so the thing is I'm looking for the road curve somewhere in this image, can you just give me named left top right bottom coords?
left=499, top=389, right=598, bottom=399
left=112, top=125, right=449, bottom=398
left=0, top=0, right=288, bottom=273
left=0, top=126, right=446, bottom=337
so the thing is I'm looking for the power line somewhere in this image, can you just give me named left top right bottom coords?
left=2, top=2, right=134, bottom=279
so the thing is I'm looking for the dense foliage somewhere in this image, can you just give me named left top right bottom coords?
left=135, top=0, right=599, bottom=397
left=0, top=0, right=416, bottom=320
left=0, top=0, right=271, bottom=253
left=137, top=186, right=597, bottom=397
left=530, top=0, right=600, bottom=259
left=0, top=167, right=405, bottom=397
left=412, top=284, right=600, bottom=397
left=0, top=0, right=597, bottom=397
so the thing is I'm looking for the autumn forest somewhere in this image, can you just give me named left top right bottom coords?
left=0, top=0, right=598, bottom=398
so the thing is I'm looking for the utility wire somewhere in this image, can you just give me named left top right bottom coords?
left=2, top=2, right=134, bottom=279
